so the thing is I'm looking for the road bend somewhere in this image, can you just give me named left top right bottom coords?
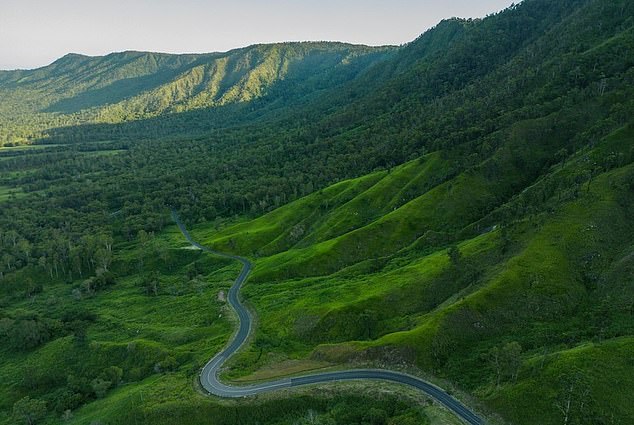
left=172, top=210, right=485, bottom=425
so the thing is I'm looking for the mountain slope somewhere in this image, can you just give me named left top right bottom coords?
left=0, top=43, right=392, bottom=145
left=189, top=119, right=634, bottom=425
left=1, top=0, right=634, bottom=424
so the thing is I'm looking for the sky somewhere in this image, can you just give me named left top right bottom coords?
left=0, top=0, right=515, bottom=70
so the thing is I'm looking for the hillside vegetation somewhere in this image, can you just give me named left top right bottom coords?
left=191, top=122, right=634, bottom=425
left=1, top=0, right=634, bottom=424
left=0, top=43, right=391, bottom=145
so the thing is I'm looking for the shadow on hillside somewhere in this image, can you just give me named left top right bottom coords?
left=43, top=72, right=181, bottom=114
left=35, top=103, right=249, bottom=144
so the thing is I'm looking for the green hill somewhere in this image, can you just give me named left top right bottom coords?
left=1, top=0, right=634, bottom=424
left=0, top=43, right=392, bottom=145
left=189, top=114, right=634, bottom=425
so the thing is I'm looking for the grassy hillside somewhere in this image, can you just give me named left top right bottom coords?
left=188, top=122, right=634, bottom=425
left=0, top=226, right=433, bottom=425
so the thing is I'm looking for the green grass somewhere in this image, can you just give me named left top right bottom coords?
left=0, top=229, right=238, bottom=424
left=0, top=218, right=435, bottom=425
left=191, top=124, right=634, bottom=424
left=190, top=169, right=385, bottom=257
left=0, top=144, right=54, bottom=151
left=237, top=116, right=572, bottom=284
left=0, top=185, right=25, bottom=203
left=2, top=125, right=633, bottom=424
left=70, top=377, right=431, bottom=425
left=489, top=337, right=634, bottom=425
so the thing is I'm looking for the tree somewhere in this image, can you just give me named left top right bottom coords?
left=24, top=278, right=43, bottom=298
left=37, top=256, right=50, bottom=278
left=0, top=317, right=14, bottom=338
left=488, top=341, right=522, bottom=386
left=101, top=366, right=123, bottom=387
left=500, top=341, right=522, bottom=382
left=431, top=332, right=454, bottom=368
left=62, top=409, right=73, bottom=422
left=16, top=239, right=31, bottom=264
left=555, top=148, right=568, bottom=166
left=500, top=226, right=512, bottom=254
left=447, top=245, right=462, bottom=266
left=2, top=253, right=15, bottom=272
left=91, top=378, right=112, bottom=399
left=488, top=346, right=502, bottom=387
left=94, top=248, right=112, bottom=272
left=155, top=356, right=178, bottom=373
left=137, top=229, right=151, bottom=247
left=13, top=396, right=47, bottom=425
left=68, top=320, right=89, bottom=345
left=555, top=371, right=597, bottom=425
left=9, top=320, right=50, bottom=351
left=363, top=408, right=388, bottom=425
left=141, top=271, right=160, bottom=296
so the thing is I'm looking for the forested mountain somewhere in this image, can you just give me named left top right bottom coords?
left=0, top=43, right=392, bottom=145
left=1, top=0, right=634, bottom=424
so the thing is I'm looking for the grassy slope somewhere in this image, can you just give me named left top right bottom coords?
left=0, top=222, right=433, bottom=425
left=489, top=337, right=634, bottom=425
left=186, top=124, right=634, bottom=424
left=4, top=125, right=629, bottom=423
left=213, top=112, right=583, bottom=284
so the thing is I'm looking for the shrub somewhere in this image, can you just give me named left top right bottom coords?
left=13, top=396, right=47, bottom=425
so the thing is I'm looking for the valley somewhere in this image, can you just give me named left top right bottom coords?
left=1, top=1, right=634, bottom=424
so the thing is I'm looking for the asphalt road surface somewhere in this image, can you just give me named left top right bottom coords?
left=172, top=210, right=485, bottom=425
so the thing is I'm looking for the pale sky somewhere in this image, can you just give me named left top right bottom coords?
left=0, top=0, right=515, bottom=70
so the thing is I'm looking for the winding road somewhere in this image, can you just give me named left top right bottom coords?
left=173, top=210, right=485, bottom=425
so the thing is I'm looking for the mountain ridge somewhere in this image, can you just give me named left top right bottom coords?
left=0, top=42, right=394, bottom=145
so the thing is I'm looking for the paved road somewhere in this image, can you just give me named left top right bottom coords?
left=172, top=210, right=485, bottom=425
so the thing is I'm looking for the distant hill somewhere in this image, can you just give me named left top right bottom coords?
left=0, top=43, right=392, bottom=145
